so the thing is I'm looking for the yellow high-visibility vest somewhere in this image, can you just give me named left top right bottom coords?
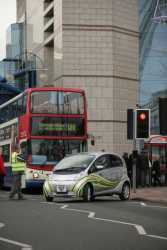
left=11, top=152, right=26, bottom=172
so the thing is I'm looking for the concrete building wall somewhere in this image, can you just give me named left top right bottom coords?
left=17, top=0, right=139, bottom=154
left=59, top=0, right=139, bottom=153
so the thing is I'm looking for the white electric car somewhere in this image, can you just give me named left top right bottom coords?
left=43, top=152, right=130, bottom=202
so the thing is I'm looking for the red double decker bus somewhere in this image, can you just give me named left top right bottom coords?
left=0, top=87, right=88, bottom=188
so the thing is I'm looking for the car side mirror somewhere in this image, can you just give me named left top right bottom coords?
left=96, top=165, right=104, bottom=170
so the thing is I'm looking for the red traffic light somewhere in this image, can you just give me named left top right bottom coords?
left=139, top=113, right=146, bottom=120
left=135, top=109, right=150, bottom=139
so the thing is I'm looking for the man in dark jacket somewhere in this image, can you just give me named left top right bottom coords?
left=152, top=158, right=161, bottom=186
left=140, top=151, right=149, bottom=187
left=122, top=153, right=132, bottom=184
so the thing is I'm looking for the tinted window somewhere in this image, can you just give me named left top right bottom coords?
left=109, top=155, right=123, bottom=168
left=30, top=139, right=87, bottom=164
left=1, top=144, right=10, bottom=162
left=22, top=95, right=27, bottom=114
left=0, top=107, right=6, bottom=123
left=12, top=101, right=18, bottom=118
left=18, top=97, right=23, bottom=115
left=90, top=155, right=111, bottom=173
left=0, top=95, right=26, bottom=124
left=30, top=91, right=84, bottom=114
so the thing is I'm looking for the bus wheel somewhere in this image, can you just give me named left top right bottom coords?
left=82, top=184, right=94, bottom=202
left=119, top=182, right=130, bottom=201
left=0, top=176, right=4, bottom=190
left=45, top=196, right=53, bottom=202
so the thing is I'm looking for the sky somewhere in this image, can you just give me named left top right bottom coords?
left=0, top=0, right=16, bottom=60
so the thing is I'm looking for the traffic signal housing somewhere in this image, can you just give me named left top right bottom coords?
left=135, top=109, right=150, bottom=139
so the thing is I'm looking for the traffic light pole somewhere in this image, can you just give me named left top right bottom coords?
left=132, top=110, right=136, bottom=193
left=127, top=108, right=150, bottom=193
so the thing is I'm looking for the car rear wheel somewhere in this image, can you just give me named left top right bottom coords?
left=119, top=182, right=130, bottom=201
left=83, top=184, right=94, bottom=202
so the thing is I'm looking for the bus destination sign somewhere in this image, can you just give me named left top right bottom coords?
left=31, top=117, right=84, bottom=136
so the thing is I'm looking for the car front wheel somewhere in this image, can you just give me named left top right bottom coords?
left=119, top=182, right=130, bottom=201
left=82, top=184, right=94, bottom=202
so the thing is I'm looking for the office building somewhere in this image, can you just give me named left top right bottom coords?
left=139, top=0, right=167, bottom=134
left=17, top=0, right=139, bottom=153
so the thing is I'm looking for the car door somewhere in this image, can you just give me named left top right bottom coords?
left=94, top=154, right=124, bottom=194
left=106, top=154, right=124, bottom=189
left=88, top=154, right=112, bottom=194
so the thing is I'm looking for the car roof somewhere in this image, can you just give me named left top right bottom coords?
left=71, top=152, right=122, bottom=158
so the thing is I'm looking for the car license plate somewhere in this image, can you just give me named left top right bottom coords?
left=56, top=185, right=67, bottom=193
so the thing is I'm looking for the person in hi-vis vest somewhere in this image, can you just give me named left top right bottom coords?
left=9, top=144, right=26, bottom=200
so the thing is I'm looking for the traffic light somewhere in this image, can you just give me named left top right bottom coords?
left=127, top=109, right=134, bottom=139
left=135, top=109, right=150, bottom=139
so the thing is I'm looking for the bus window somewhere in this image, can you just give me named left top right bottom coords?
left=60, top=92, right=84, bottom=114
left=12, top=101, right=18, bottom=119
left=0, top=107, right=6, bottom=123
left=23, top=95, right=27, bottom=114
left=2, top=144, right=10, bottom=162
left=18, top=97, right=23, bottom=116
left=69, top=92, right=84, bottom=114
left=30, top=91, right=84, bottom=114
left=30, top=91, right=58, bottom=113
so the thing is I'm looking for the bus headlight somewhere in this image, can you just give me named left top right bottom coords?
left=33, top=173, right=39, bottom=179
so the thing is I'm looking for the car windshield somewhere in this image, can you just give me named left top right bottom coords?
left=53, top=154, right=95, bottom=172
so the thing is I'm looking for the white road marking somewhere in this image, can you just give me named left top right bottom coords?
left=134, top=225, right=147, bottom=235
left=146, top=234, right=167, bottom=241
left=131, top=201, right=167, bottom=209
left=41, top=201, right=167, bottom=241
left=59, top=203, right=147, bottom=235
left=0, top=237, right=32, bottom=250
left=0, top=222, right=32, bottom=249
left=88, top=212, right=96, bottom=218
left=143, top=204, right=167, bottom=209
left=93, top=216, right=146, bottom=235
left=0, top=223, right=5, bottom=229
left=140, top=202, right=146, bottom=206
left=61, top=205, right=68, bottom=209
left=60, top=204, right=96, bottom=219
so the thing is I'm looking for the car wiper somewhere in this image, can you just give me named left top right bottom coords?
left=54, top=167, right=80, bottom=172
left=53, top=169, right=66, bottom=173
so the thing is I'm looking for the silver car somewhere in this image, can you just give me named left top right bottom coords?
left=43, top=152, right=130, bottom=202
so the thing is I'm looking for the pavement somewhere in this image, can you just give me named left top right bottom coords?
left=130, top=186, right=167, bottom=205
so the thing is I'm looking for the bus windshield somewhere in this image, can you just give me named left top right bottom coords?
left=30, top=91, right=84, bottom=114
left=30, top=139, right=87, bottom=165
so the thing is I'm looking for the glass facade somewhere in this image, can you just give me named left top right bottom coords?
left=139, top=0, right=167, bottom=133
left=0, top=23, right=25, bottom=91
left=6, top=23, right=24, bottom=58
left=0, top=59, right=17, bottom=82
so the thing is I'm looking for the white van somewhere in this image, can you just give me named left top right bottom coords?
left=43, top=152, right=130, bottom=202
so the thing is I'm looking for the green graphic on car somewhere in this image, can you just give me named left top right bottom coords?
left=71, top=174, right=120, bottom=197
